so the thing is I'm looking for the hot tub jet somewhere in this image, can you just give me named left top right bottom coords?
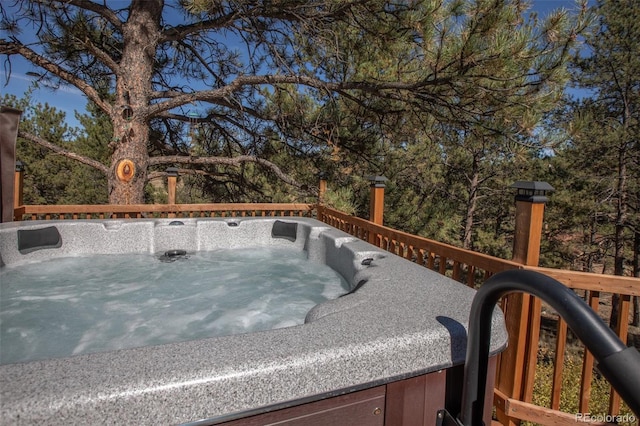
left=159, top=249, right=188, bottom=262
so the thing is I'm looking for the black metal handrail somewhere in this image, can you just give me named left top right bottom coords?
left=459, top=269, right=640, bottom=426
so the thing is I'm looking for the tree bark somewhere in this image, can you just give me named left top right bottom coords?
left=633, top=231, right=640, bottom=326
left=609, top=115, right=629, bottom=330
left=107, top=0, right=163, bottom=204
left=462, top=158, right=479, bottom=250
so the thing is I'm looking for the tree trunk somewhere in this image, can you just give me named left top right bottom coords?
left=462, top=157, right=480, bottom=250
left=108, top=0, right=163, bottom=204
left=108, top=118, right=150, bottom=204
left=633, top=231, right=640, bottom=326
left=610, top=138, right=628, bottom=329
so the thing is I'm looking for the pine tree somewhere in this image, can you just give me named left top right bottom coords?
left=1, top=0, right=588, bottom=205
left=556, top=0, right=640, bottom=326
left=2, top=93, right=108, bottom=204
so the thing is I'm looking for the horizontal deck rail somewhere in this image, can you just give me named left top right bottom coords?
left=317, top=205, right=522, bottom=288
left=14, top=203, right=314, bottom=220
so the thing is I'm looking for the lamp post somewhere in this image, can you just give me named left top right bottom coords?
left=317, top=171, right=328, bottom=205
left=495, top=180, right=554, bottom=425
left=166, top=167, right=179, bottom=206
left=510, top=181, right=554, bottom=266
left=14, top=161, right=25, bottom=212
left=367, top=176, right=388, bottom=227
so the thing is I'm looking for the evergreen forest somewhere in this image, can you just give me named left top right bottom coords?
left=1, top=0, right=638, bottom=285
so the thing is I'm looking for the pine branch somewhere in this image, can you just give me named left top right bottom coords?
left=57, top=0, right=123, bottom=30
left=148, top=154, right=304, bottom=190
left=0, top=40, right=111, bottom=114
left=18, top=130, right=109, bottom=175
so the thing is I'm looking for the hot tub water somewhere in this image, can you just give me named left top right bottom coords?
left=0, top=246, right=348, bottom=365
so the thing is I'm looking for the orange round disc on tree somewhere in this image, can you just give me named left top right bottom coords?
left=116, top=159, right=136, bottom=182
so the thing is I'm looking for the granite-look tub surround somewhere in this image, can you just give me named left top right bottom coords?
left=0, top=218, right=328, bottom=266
left=0, top=217, right=508, bottom=425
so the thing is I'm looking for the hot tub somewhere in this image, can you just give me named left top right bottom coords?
left=0, top=217, right=507, bottom=425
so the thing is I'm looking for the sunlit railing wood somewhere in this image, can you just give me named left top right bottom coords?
left=317, top=205, right=522, bottom=287
left=14, top=203, right=314, bottom=221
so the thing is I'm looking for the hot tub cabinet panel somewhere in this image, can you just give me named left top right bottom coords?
left=0, top=218, right=507, bottom=425
left=217, top=385, right=387, bottom=426
left=203, top=358, right=497, bottom=426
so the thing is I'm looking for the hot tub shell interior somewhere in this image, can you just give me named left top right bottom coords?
left=0, top=217, right=507, bottom=425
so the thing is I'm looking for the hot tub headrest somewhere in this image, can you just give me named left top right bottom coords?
left=18, top=226, right=62, bottom=254
left=271, top=220, right=297, bottom=242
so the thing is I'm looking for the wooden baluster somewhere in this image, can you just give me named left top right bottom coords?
left=609, top=293, right=631, bottom=415
left=406, top=245, right=414, bottom=262
left=452, top=260, right=461, bottom=282
left=416, top=248, right=424, bottom=267
left=551, top=317, right=567, bottom=410
left=523, top=296, right=542, bottom=403
left=466, top=265, right=475, bottom=288
left=438, top=256, right=447, bottom=276
left=579, top=291, right=600, bottom=413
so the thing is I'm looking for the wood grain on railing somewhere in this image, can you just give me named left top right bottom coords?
left=318, top=205, right=521, bottom=288
left=15, top=203, right=314, bottom=221
left=527, top=266, right=640, bottom=296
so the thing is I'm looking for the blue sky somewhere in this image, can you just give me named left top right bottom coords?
left=0, top=0, right=592, bottom=129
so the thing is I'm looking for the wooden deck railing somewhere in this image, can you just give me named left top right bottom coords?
left=13, top=203, right=314, bottom=220
left=318, top=205, right=640, bottom=425
left=10, top=202, right=640, bottom=424
left=317, top=205, right=522, bottom=285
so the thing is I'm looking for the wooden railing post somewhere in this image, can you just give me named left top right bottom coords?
left=14, top=161, right=24, bottom=214
left=495, top=181, right=554, bottom=426
left=368, top=176, right=387, bottom=226
left=367, top=176, right=387, bottom=246
left=166, top=167, right=179, bottom=217
left=318, top=172, right=327, bottom=205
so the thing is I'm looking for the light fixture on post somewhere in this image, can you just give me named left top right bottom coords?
left=367, top=175, right=388, bottom=229
left=166, top=167, right=180, bottom=206
left=509, top=180, right=554, bottom=265
left=510, top=181, right=555, bottom=203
